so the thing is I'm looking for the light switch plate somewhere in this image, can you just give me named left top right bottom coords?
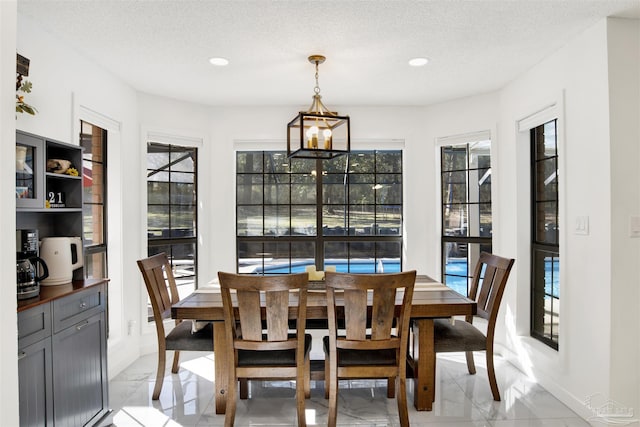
left=630, top=216, right=640, bottom=238
left=575, top=216, right=589, bottom=235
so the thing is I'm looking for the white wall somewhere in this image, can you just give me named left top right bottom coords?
left=1, top=3, right=19, bottom=425
left=497, top=17, right=640, bottom=415
left=500, top=20, right=612, bottom=408
left=607, top=17, right=640, bottom=412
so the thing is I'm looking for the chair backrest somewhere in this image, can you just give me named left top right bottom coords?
left=324, top=270, right=416, bottom=352
left=468, top=252, right=515, bottom=324
left=137, top=253, right=180, bottom=324
left=217, top=272, right=309, bottom=352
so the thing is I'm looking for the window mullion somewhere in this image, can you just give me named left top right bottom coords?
left=316, top=158, right=324, bottom=270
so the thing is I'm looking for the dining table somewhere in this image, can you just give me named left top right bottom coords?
left=171, top=275, right=476, bottom=413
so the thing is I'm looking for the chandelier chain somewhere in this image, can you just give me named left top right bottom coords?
left=314, top=61, right=321, bottom=95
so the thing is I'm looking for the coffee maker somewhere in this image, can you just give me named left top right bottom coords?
left=16, top=229, right=49, bottom=300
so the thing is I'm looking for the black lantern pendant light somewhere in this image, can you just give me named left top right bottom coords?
left=287, top=55, right=350, bottom=159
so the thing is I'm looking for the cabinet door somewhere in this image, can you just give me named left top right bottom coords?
left=18, top=338, right=54, bottom=427
left=16, top=131, right=45, bottom=209
left=18, top=303, right=51, bottom=348
left=52, top=312, right=109, bottom=427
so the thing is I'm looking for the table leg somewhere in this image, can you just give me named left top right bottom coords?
left=213, top=322, right=228, bottom=414
left=412, top=318, right=434, bottom=411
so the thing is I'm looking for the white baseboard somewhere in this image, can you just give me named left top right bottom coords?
left=107, top=336, right=141, bottom=380
left=496, top=342, right=593, bottom=420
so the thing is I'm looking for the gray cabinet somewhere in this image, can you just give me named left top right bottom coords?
left=16, top=130, right=107, bottom=425
left=16, top=130, right=83, bottom=212
left=52, top=285, right=109, bottom=427
left=16, top=131, right=45, bottom=209
left=17, top=283, right=110, bottom=427
left=16, top=130, right=85, bottom=279
left=18, top=304, right=54, bottom=427
left=19, top=339, right=54, bottom=427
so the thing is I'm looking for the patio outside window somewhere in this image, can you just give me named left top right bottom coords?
left=146, top=142, right=198, bottom=321
left=440, top=139, right=493, bottom=297
left=236, top=150, right=403, bottom=274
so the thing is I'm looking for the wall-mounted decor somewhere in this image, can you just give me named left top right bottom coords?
left=16, top=53, right=37, bottom=115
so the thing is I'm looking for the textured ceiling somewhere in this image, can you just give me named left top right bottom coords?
left=17, top=0, right=640, bottom=108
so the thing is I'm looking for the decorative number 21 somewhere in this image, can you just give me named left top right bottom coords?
left=48, top=191, right=63, bottom=203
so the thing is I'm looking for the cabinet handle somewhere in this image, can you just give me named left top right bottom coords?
left=79, top=301, right=87, bottom=309
left=18, top=351, right=27, bottom=360
left=76, top=320, right=90, bottom=331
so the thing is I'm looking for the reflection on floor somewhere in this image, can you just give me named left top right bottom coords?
left=109, top=352, right=589, bottom=427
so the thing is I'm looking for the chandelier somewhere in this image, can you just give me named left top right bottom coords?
left=287, top=55, right=350, bottom=159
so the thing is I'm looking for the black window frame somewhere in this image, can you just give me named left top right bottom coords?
left=236, top=150, right=403, bottom=274
left=80, top=120, right=108, bottom=280
left=146, top=142, right=198, bottom=321
left=530, top=119, right=560, bottom=350
left=440, top=141, right=492, bottom=296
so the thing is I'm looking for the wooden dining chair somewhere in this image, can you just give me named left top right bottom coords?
left=137, top=253, right=213, bottom=400
left=323, top=270, right=416, bottom=427
left=217, top=272, right=311, bottom=427
left=434, top=252, right=515, bottom=401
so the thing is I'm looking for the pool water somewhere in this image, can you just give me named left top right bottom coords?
left=252, top=257, right=559, bottom=299
left=444, top=258, right=559, bottom=298
left=256, top=259, right=401, bottom=275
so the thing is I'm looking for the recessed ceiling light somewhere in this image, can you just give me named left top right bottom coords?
left=408, top=57, right=429, bottom=67
left=209, top=57, right=229, bottom=66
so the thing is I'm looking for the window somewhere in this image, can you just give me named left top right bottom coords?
left=440, top=139, right=492, bottom=296
left=146, top=142, right=198, bottom=319
left=530, top=120, right=559, bottom=349
left=81, top=121, right=107, bottom=279
left=236, top=150, right=402, bottom=274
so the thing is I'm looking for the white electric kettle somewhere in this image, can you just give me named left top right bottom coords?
left=39, top=237, right=83, bottom=286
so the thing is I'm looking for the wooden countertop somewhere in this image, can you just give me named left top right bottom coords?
left=17, top=278, right=109, bottom=312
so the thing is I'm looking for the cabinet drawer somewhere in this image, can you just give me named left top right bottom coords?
left=53, top=285, right=105, bottom=333
left=18, top=303, right=52, bottom=349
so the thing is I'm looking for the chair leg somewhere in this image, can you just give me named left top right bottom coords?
left=324, top=357, right=329, bottom=399
left=396, top=375, right=409, bottom=427
left=171, top=350, right=180, bottom=373
left=152, top=350, right=166, bottom=400
left=328, top=363, right=338, bottom=427
left=387, top=377, right=396, bottom=398
left=432, top=352, right=437, bottom=403
left=486, top=348, right=501, bottom=401
left=296, top=362, right=307, bottom=427
left=304, top=357, right=311, bottom=399
left=465, top=351, right=476, bottom=375
left=239, top=378, right=249, bottom=399
left=224, top=371, right=238, bottom=427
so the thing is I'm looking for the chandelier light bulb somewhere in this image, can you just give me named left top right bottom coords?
left=323, top=129, right=333, bottom=149
left=307, top=126, right=319, bottom=148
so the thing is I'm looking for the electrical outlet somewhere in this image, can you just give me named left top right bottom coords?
left=127, top=319, right=137, bottom=336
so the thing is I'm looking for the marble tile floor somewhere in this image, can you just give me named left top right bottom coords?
left=108, top=352, right=589, bottom=427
